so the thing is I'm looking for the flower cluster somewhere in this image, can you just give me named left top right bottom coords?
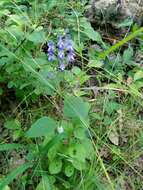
left=47, top=34, right=75, bottom=71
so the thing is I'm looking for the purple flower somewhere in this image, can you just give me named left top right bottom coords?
left=59, top=61, right=65, bottom=71
left=47, top=41, right=55, bottom=62
left=58, top=50, right=64, bottom=60
left=67, top=51, right=75, bottom=62
left=48, top=41, right=55, bottom=51
left=57, top=35, right=64, bottom=50
left=48, top=53, right=55, bottom=62
left=65, top=37, right=75, bottom=63
left=65, top=38, right=74, bottom=52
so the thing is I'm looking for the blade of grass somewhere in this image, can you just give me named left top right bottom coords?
left=100, top=27, right=143, bottom=59
left=0, top=162, right=32, bottom=189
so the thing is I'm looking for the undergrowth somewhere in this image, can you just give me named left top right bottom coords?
left=0, top=0, right=143, bottom=190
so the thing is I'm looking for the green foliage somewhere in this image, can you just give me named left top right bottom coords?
left=1, top=0, right=143, bottom=189
left=26, top=116, right=57, bottom=138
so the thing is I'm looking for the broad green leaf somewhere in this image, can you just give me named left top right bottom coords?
left=26, top=117, right=57, bottom=138
left=48, top=144, right=59, bottom=161
left=65, top=164, right=74, bottom=177
left=74, top=127, right=86, bottom=140
left=49, top=159, right=62, bottom=174
left=4, top=119, right=21, bottom=129
left=68, top=143, right=86, bottom=162
left=81, top=139, right=94, bottom=159
left=0, top=163, right=32, bottom=189
left=72, top=159, right=85, bottom=171
left=36, top=175, right=51, bottom=190
left=64, top=95, right=90, bottom=125
left=80, top=17, right=102, bottom=42
left=27, top=31, right=46, bottom=43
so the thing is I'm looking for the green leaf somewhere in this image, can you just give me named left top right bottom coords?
left=134, top=70, right=143, bottom=81
left=118, top=18, right=133, bottom=28
left=123, top=47, right=133, bottom=63
left=49, top=159, right=62, bottom=174
left=72, top=159, right=85, bottom=171
left=0, top=143, right=25, bottom=151
left=47, top=0, right=58, bottom=10
left=64, top=95, right=90, bottom=125
left=36, top=175, right=51, bottom=190
left=80, top=17, right=102, bottom=42
left=88, top=59, right=104, bottom=68
left=27, top=31, right=46, bottom=43
left=74, top=127, right=86, bottom=140
left=26, top=117, right=57, bottom=138
left=68, top=143, right=86, bottom=162
left=1, top=185, right=11, bottom=190
left=48, top=144, right=59, bottom=161
left=105, top=101, right=121, bottom=115
left=4, top=119, right=21, bottom=130
left=0, top=87, right=3, bottom=95
left=65, top=164, right=74, bottom=177
left=0, top=163, right=32, bottom=189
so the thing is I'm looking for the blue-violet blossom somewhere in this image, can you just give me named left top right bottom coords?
left=59, top=62, right=65, bottom=71
left=57, top=35, right=65, bottom=70
left=65, top=37, right=75, bottom=63
left=47, top=41, right=55, bottom=62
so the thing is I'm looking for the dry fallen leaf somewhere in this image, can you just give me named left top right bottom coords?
left=108, top=130, right=119, bottom=146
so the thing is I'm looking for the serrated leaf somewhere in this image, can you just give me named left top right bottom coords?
left=26, top=117, right=57, bottom=138
left=88, top=59, right=104, bottom=68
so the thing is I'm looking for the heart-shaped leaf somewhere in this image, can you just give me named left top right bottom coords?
left=26, top=117, right=57, bottom=138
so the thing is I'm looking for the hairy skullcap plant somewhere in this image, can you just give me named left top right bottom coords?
left=47, top=33, right=75, bottom=71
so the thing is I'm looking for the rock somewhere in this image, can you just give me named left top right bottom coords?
left=86, top=0, right=143, bottom=27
